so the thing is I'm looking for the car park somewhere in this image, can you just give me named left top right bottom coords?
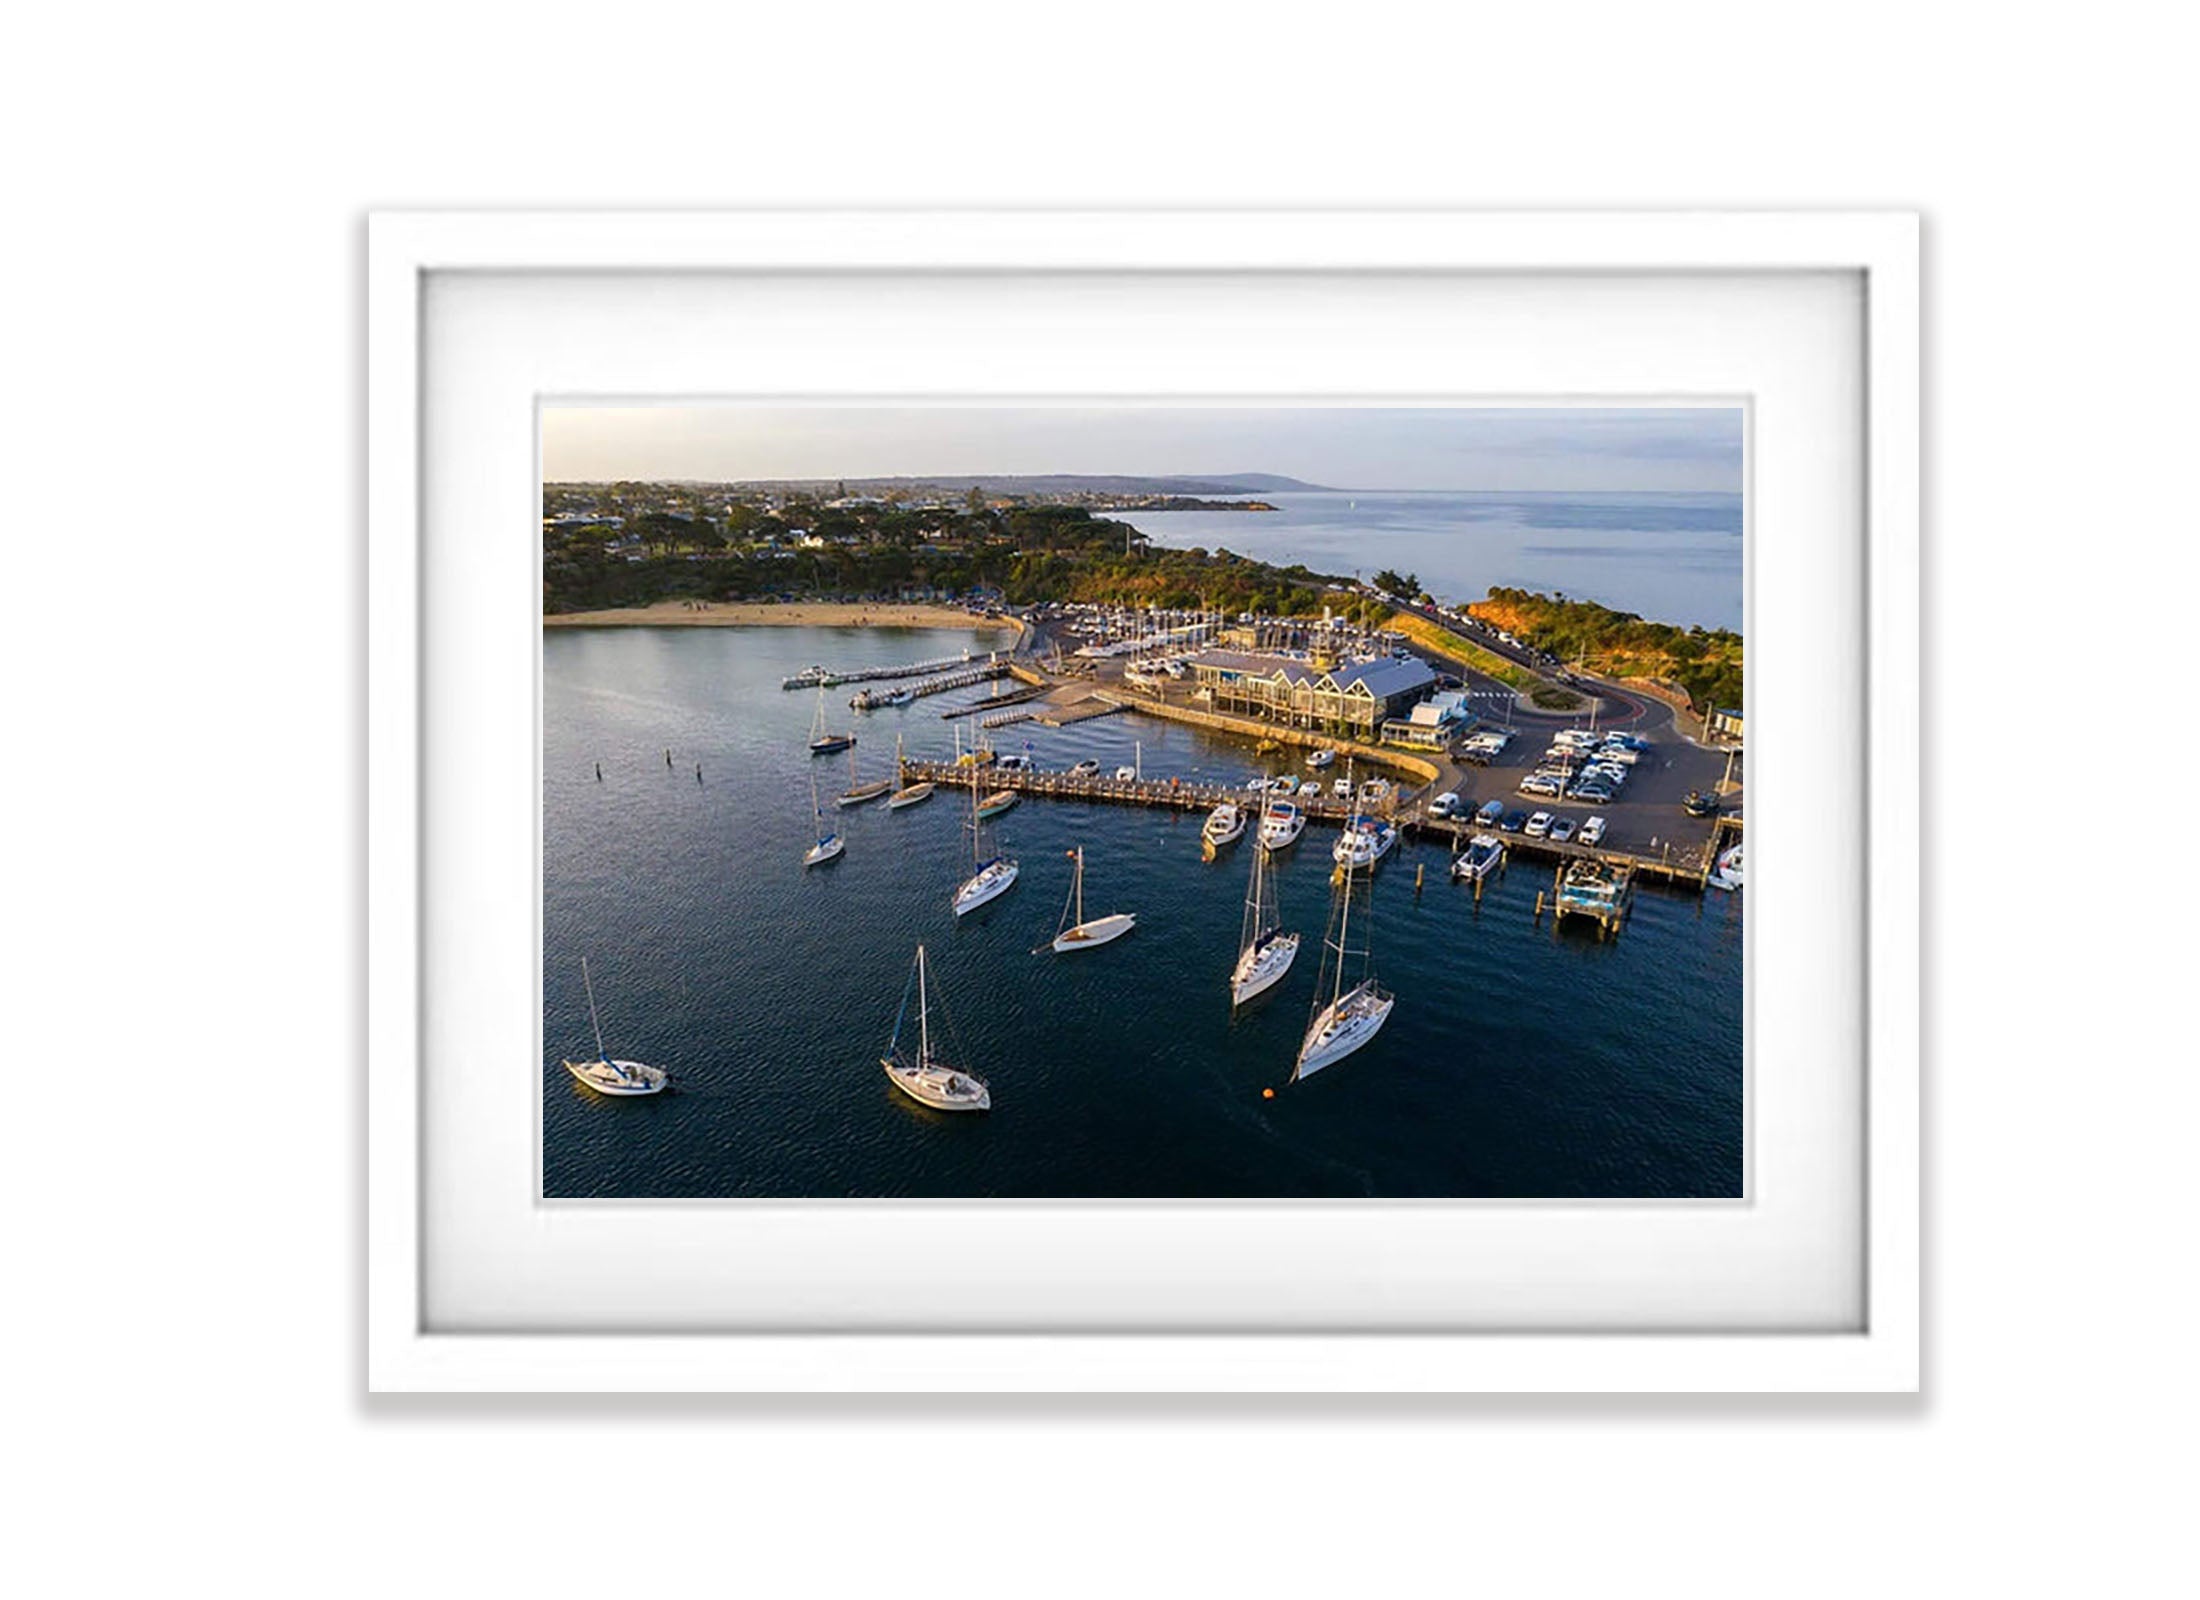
left=1579, top=815, right=1607, bottom=845
left=1525, top=811, right=1554, bottom=838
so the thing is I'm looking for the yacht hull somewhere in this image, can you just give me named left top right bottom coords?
left=888, top=783, right=935, bottom=809
left=1294, top=983, right=1394, bottom=1079
left=1231, top=931, right=1300, bottom=1006
left=564, top=1058, right=668, bottom=1096
left=883, top=1058, right=991, bottom=1112
left=803, top=836, right=844, bottom=867
left=953, top=859, right=1019, bottom=915
left=1053, top=912, right=1136, bottom=952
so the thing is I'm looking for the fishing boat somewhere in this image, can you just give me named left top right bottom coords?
left=1202, top=802, right=1247, bottom=848
left=1069, top=759, right=1102, bottom=777
left=1051, top=845, right=1137, bottom=952
left=561, top=956, right=669, bottom=1096
left=1305, top=748, right=1336, bottom=770
left=836, top=742, right=893, bottom=806
left=801, top=767, right=844, bottom=867
left=1257, top=799, right=1306, bottom=851
left=1231, top=831, right=1299, bottom=1006
left=807, top=684, right=855, bottom=755
left=1331, top=814, right=1397, bottom=869
left=976, top=789, right=1019, bottom=820
left=1708, top=842, right=1745, bottom=892
left=1294, top=826, right=1394, bottom=1080
left=881, top=944, right=990, bottom=1112
left=952, top=768, right=1018, bottom=915
left=1113, top=764, right=1137, bottom=780
left=1451, top=832, right=1504, bottom=882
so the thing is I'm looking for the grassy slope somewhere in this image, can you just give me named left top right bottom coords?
left=1383, top=611, right=1539, bottom=690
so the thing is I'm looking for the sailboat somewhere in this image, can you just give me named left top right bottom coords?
left=951, top=764, right=1018, bottom=914
left=1231, top=829, right=1300, bottom=1006
left=888, top=732, right=935, bottom=809
left=1293, top=815, right=1394, bottom=1080
left=881, top=944, right=991, bottom=1111
left=807, top=684, right=854, bottom=755
left=836, top=740, right=892, bottom=806
left=1051, top=845, right=1136, bottom=951
left=802, top=767, right=844, bottom=866
left=561, top=956, right=668, bottom=1096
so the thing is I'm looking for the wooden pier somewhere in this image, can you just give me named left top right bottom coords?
left=851, top=660, right=1010, bottom=709
left=896, top=755, right=1722, bottom=895
left=785, top=650, right=994, bottom=690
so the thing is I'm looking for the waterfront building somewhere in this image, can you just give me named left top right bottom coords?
left=1188, top=648, right=1436, bottom=738
left=1710, top=706, right=1745, bottom=741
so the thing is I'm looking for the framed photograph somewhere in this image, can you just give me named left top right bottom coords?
left=369, top=211, right=1917, bottom=1391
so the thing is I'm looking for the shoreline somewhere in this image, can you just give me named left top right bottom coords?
left=544, top=600, right=1019, bottom=634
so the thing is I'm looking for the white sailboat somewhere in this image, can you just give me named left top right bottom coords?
left=802, top=767, right=844, bottom=866
left=888, top=732, right=934, bottom=809
left=951, top=763, right=1018, bottom=914
left=881, top=944, right=991, bottom=1111
left=1294, top=816, right=1394, bottom=1080
left=836, top=740, right=892, bottom=806
left=561, top=956, right=668, bottom=1096
left=807, top=684, right=854, bottom=755
left=1051, top=844, right=1137, bottom=951
left=1231, top=828, right=1300, bottom=1006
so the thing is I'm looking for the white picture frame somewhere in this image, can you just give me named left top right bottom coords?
left=368, top=210, right=1917, bottom=1392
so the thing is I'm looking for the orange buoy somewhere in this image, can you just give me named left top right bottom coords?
left=1261, top=1087, right=1275, bottom=1099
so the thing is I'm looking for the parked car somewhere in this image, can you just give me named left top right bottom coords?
left=1427, top=790, right=1463, bottom=819
left=1579, top=815, right=1608, bottom=845
left=1476, top=799, right=1505, bottom=826
left=1525, top=811, right=1554, bottom=838
left=1499, top=809, right=1529, bottom=835
left=1548, top=817, right=1578, bottom=843
left=1683, top=790, right=1720, bottom=817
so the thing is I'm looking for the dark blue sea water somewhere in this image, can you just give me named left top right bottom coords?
left=544, top=626, right=1743, bottom=1198
left=1113, top=490, right=1744, bottom=631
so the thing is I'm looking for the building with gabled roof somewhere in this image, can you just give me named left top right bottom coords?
left=1187, top=649, right=1436, bottom=737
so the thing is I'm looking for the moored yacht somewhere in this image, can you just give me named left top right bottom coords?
left=1451, top=832, right=1504, bottom=882
left=1331, top=814, right=1397, bottom=869
left=1051, top=845, right=1137, bottom=951
left=881, top=945, right=990, bottom=1111
left=1202, top=802, right=1247, bottom=848
left=1257, top=799, right=1306, bottom=851
left=1306, top=748, right=1336, bottom=770
left=1708, top=843, right=1745, bottom=892
left=561, top=957, right=669, bottom=1096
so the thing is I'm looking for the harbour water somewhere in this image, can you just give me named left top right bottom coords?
left=544, top=625, right=1743, bottom=1198
left=1112, top=490, right=1744, bottom=632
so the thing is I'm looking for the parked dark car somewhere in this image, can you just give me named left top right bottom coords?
left=1476, top=799, right=1505, bottom=825
left=1499, top=809, right=1529, bottom=835
left=1682, top=790, right=1720, bottom=817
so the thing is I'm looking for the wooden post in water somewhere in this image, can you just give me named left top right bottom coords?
left=1415, top=862, right=1425, bottom=896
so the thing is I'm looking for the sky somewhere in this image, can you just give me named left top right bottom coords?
left=540, top=404, right=1743, bottom=493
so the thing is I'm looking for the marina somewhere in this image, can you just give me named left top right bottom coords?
left=544, top=624, right=1742, bottom=1199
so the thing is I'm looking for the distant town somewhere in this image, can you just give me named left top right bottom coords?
left=542, top=478, right=1743, bottom=719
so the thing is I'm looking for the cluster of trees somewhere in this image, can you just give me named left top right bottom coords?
left=541, top=499, right=1374, bottom=619
left=1470, top=587, right=1745, bottom=713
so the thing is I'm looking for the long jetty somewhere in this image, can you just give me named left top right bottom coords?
left=784, top=651, right=991, bottom=690
left=895, top=756, right=1721, bottom=890
left=850, top=661, right=1009, bottom=708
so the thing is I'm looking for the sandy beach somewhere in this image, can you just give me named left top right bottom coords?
left=544, top=600, right=1019, bottom=634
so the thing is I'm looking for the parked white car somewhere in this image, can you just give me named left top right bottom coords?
left=1579, top=815, right=1608, bottom=845
left=1525, top=811, right=1554, bottom=838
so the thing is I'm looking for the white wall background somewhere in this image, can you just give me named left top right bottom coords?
left=5, top=4, right=2185, bottom=1596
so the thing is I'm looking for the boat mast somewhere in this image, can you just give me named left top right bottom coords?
left=917, top=945, right=930, bottom=1064
left=1073, top=845, right=1084, bottom=926
left=580, top=955, right=609, bottom=1061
